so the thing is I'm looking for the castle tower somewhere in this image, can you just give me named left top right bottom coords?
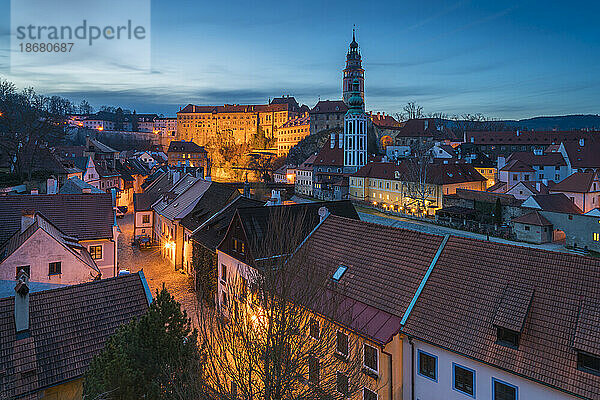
left=342, top=28, right=365, bottom=108
left=344, top=78, right=368, bottom=173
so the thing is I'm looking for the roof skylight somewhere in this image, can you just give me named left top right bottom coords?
left=332, top=265, right=348, bottom=281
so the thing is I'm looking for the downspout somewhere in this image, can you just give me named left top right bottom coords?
left=382, top=349, right=393, bottom=400
left=409, top=337, right=415, bottom=400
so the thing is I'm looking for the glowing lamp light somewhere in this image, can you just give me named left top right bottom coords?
left=97, top=126, right=104, bottom=131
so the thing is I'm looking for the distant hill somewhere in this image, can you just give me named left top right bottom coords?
left=500, top=115, right=600, bottom=131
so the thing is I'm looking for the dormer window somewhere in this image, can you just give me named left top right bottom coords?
left=332, top=265, right=348, bottom=281
left=496, top=327, right=520, bottom=348
left=577, top=352, right=600, bottom=375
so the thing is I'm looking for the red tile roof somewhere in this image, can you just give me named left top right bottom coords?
left=401, top=234, right=600, bottom=400
left=352, top=162, right=486, bottom=185
left=167, top=140, right=207, bottom=153
left=525, top=193, right=583, bottom=214
left=313, top=136, right=344, bottom=167
left=0, top=194, right=115, bottom=245
left=563, top=141, right=600, bottom=169
left=506, top=151, right=566, bottom=167
left=178, top=103, right=289, bottom=114
left=281, top=113, right=309, bottom=128
left=551, top=172, right=598, bottom=193
left=466, top=130, right=600, bottom=146
left=0, top=273, right=150, bottom=399
left=499, top=159, right=535, bottom=172
left=511, top=210, right=552, bottom=226
left=309, top=100, right=348, bottom=114
left=296, top=216, right=445, bottom=343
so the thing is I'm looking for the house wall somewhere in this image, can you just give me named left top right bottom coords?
left=402, top=338, right=577, bottom=400
left=513, top=222, right=552, bottom=244
left=537, top=211, right=600, bottom=252
left=216, top=249, right=400, bottom=400
left=549, top=190, right=600, bottom=213
left=349, top=176, right=486, bottom=212
left=0, top=229, right=99, bottom=284
left=134, top=210, right=153, bottom=239
left=41, top=377, right=83, bottom=400
left=81, top=238, right=116, bottom=278
left=154, top=212, right=179, bottom=267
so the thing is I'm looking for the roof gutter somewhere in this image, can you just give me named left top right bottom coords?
left=400, top=234, right=450, bottom=326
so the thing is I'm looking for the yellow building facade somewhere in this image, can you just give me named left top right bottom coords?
left=177, top=103, right=295, bottom=146
left=349, top=163, right=487, bottom=213
left=277, top=113, right=310, bottom=156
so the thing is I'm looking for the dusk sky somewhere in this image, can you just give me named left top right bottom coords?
left=1, top=0, right=599, bottom=119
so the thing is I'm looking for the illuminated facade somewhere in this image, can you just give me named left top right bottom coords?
left=177, top=103, right=297, bottom=146
left=277, top=113, right=310, bottom=156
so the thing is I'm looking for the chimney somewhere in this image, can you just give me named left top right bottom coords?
left=21, top=210, right=35, bottom=233
left=318, top=206, right=330, bottom=223
left=14, top=270, right=30, bottom=335
left=46, top=178, right=58, bottom=194
left=536, top=182, right=541, bottom=192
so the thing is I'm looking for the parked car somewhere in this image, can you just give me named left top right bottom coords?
left=138, top=235, right=152, bottom=249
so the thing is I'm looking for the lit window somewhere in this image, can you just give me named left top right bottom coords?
left=89, top=245, right=103, bottom=260
left=593, top=233, right=600, bottom=241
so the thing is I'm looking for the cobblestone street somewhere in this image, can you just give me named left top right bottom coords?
left=117, top=213, right=199, bottom=317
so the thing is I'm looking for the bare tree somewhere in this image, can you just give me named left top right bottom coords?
left=402, top=140, right=437, bottom=214
left=0, top=79, right=67, bottom=180
left=396, top=101, right=424, bottom=121
left=196, top=208, right=371, bottom=400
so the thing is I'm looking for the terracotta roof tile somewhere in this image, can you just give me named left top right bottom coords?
left=551, top=172, right=598, bottom=193
left=0, top=194, right=114, bottom=245
left=0, top=273, right=149, bottom=398
left=512, top=211, right=552, bottom=226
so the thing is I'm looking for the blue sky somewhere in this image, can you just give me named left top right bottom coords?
left=1, top=0, right=599, bottom=119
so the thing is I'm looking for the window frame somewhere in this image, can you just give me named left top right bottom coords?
left=48, top=261, right=62, bottom=276
left=363, top=344, right=379, bottom=374
left=308, top=355, right=320, bottom=385
left=492, top=377, right=518, bottom=400
left=220, top=263, right=227, bottom=283
left=496, top=326, right=520, bottom=349
left=336, top=371, right=349, bottom=396
left=417, top=349, right=438, bottom=382
left=309, top=318, right=320, bottom=340
left=336, top=330, right=349, bottom=358
left=16, top=265, right=31, bottom=279
left=452, top=363, right=476, bottom=398
left=362, top=387, right=377, bottom=400
left=577, top=351, right=600, bottom=375
left=142, top=214, right=150, bottom=224
left=89, top=245, right=103, bottom=260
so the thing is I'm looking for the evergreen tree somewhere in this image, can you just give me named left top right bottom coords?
left=83, top=288, right=206, bottom=400
left=494, top=198, right=503, bottom=225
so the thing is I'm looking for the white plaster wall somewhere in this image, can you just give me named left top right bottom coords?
left=82, top=239, right=115, bottom=278
left=402, top=339, right=578, bottom=400
left=1, top=229, right=99, bottom=284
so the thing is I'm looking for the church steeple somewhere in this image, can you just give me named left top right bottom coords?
left=343, top=27, right=365, bottom=107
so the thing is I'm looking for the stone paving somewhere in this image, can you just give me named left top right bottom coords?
left=117, top=213, right=199, bottom=316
